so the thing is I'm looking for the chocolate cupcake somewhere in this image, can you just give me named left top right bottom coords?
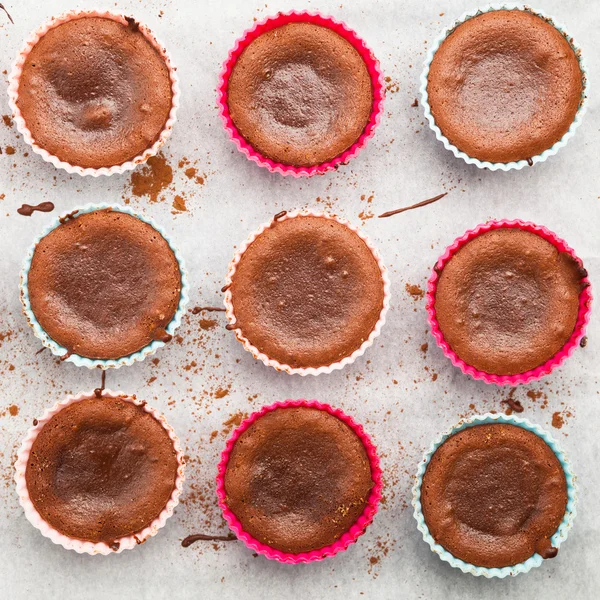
left=224, top=211, right=390, bottom=375
left=428, top=221, right=591, bottom=383
left=217, top=400, right=382, bottom=562
left=21, top=205, right=189, bottom=368
left=15, top=391, right=185, bottom=554
left=423, top=7, right=585, bottom=168
left=219, top=12, right=384, bottom=176
left=413, top=415, right=576, bottom=575
left=8, top=11, right=179, bottom=175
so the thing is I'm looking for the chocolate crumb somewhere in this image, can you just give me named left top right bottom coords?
left=580, top=336, right=588, bottom=348
left=411, top=98, right=418, bottom=107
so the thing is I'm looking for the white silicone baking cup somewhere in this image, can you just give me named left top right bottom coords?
left=7, top=10, right=180, bottom=177
left=420, top=4, right=588, bottom=171
left=223, top=210, right=391, bottom=375
left=412, top=413, right=577, bottom=577
left=14, top=389, right=186, bottom=554
left=20, top=203, right=190, bottom=369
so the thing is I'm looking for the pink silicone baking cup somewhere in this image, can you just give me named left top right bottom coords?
left=7, top=10, right=180, bottom=177
left=215, top=399, right=382, bottom=563
left=217, top=10, right=385, bottom=177
left=223, top=210, right=391, bottom=375
left=14, top=389, right=186, bottom=554
left=426, top=220, right=592, bottom=386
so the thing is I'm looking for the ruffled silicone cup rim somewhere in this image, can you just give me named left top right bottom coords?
left=217, top=10, right=385, bottom=177
left=223, top=210, right=391, bottom=375
left=420, top=3, right=588, bottom=171
left=215, top=399, right=382, bottom=563
left=7, top=9, right=180, bottom=177
left=14, top=389, right=186, bottom=555
left=20, top=203, right=190, bottom=369
left=426, top=219, right=592, bottom=385
left=412, top=413, right=577, bottom=578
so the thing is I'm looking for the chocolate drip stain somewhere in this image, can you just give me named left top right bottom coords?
left=273, top=210, right=287, bottom=221
left=58, top=210, right=79, bottom=224
left=109, top=540, right=120, bottom=552
left=153, top=327, right=172, bottom=343
left=181, top=533, right=236, bottom=547
left=378, top=193, right=448, bottom=218
left=60, top=351, right=72, bottom=361
left=124, top=16, right=140, bottom=32
left=191, top=306, right=226, bottom=314
left=504, top=397, right=524, bottom=413
left=35, top=347, right=46, bottom=355
left=221, top=284, right=230, bottom=293
left=0, top=3, right=14, bottom=24
left=535, top=536, right=558, bottom=559
left=225, top=323, right=237, bottom=331
left=527, top=158, right=534, bottom=166
left=94, top=371, right=106, bottom=397
left=17, top=202, right=55, bottom=216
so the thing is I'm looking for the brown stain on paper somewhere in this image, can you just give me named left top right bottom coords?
left=130, top=153, right=173, bottom=202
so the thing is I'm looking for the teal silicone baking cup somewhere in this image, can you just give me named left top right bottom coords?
left=20, top=203, right=190, bottom=369
left=412, top=413, right=577, bottom=578
left=420, top=4, right=588, bottom=171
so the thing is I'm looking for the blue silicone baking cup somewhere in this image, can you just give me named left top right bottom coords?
left=412, top=413, right=577, bottom=578
left=420, top=4, right=588, bottom=171
left=20, top=203, right=190, bottom=369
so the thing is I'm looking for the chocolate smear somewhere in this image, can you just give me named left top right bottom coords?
left=17, top=202, right=55, bottom=216
left=182, top=533, right=236, bottom=547
left=191, top=306, right=226, bottom=314
left=60, top=351, right=72, bottom=361
left=411, top=98, right=419, bottom=107
left=0, top=4, right=14, bottom=24
left=378, top=193, right=448, bottom=218
left=35, top=347, right=46, bottom=355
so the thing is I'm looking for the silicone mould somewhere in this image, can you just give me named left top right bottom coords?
left=412, top=413, right=577, bottom=577
left=216, top=399, right=382, bottom=563
left=217, top=10, right=385, bottom=177
left=426, top=219, right=592, bottom=385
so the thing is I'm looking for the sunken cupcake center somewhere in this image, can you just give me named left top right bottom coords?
left=254, top=62, right=336, bottom=129
left=447, top=446, right=541, bottom=536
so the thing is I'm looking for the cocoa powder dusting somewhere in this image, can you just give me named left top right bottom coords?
left=405, top=283, right=425, bottom=301
left=173, top=195, right=187, bottom=211
left=130, top=153, right=173, bottom=202
left=552, top=412, right=564, bottom=429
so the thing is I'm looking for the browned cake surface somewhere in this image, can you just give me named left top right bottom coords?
left=17, top=16, right=172, bottom=169
left=227, top=22, right=373, bottom=167
left=435, top=228, right=585, bottom=376
left=427, top=10, right=583, bottom=163
left=28, top=209, right=182, bottom=360
left=422, top=423, right=568, bottom=568
left=26, top=396, right=179, bottom=545
left=224, top=407, right=373, bottom=554
left=229, top=215, right=384, bottom=369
